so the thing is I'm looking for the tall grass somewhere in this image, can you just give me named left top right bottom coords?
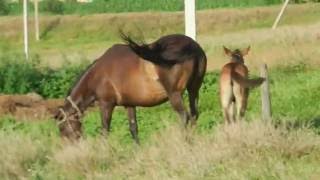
left=0, top=120, right=319, bottom=179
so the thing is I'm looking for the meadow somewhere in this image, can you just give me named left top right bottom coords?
left=2, top=0, right=287, bottom=15
left=0, top=3, right=320, bottom=179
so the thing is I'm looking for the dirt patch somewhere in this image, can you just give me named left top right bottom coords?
left=0, top=93, right=64, bottom=120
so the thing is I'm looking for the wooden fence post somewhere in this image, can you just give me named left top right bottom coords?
left=260, top=64, right=272, bottom=121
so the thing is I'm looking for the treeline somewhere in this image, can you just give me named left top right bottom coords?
left=1, top=0, right=318, bottom=16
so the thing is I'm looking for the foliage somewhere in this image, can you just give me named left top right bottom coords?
left=0, top=54, right=43, bottom=94
left=0, top=0, right=9, bottom=15
left=40, top=0, right=65, bottom=14
left=39, top=61, right=88, bottom=98
left=0, top=0, right=305, bottom=15
left=0, top=54, right=88, bottom=98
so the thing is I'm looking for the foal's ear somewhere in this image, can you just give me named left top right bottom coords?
left=241, top=46, right=251, bottom=56
left=223, top=46, right=232, bottom=57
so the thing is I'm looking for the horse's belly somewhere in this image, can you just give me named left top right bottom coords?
left=129, top=79, right=168, bottom=107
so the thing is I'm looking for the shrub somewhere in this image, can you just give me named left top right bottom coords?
left=0, top=0, right=9, bottom=15
left=38, top=62, right=88, bottom=98
left=0, top=54, right=43, bottom=94
left=0, top=54, right=89, bottom=98
left=40, top=0, right=64, bottom=14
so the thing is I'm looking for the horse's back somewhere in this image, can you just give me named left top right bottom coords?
left=93, top=44, right=168, bottom=106
left=93, top=40, right=202, bottom=107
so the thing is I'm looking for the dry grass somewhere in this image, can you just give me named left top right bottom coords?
left=102, top=121, right=320, bottom=179
left=0, top=133, right=41, bottom=179
left=200, top=21, right=320, bottom=71
left=0, top=4, right=320, bottom=69
left=1, top=120, right=319, bottom=179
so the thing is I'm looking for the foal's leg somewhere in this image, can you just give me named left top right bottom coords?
left=234, top=87, right=247, bottom=122
left=221, top=86, right=234, bottom=124
left=99, top=101, right=115, bottom=135
left=238, top=88, right=249, bottom=122
left=126, top=106, right=139, bottom=144
left=169, top=92, right=190, bottom=127
left=222, top=103, right=233, bottom=124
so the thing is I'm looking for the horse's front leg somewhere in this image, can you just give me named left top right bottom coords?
left=168, top=92, right=190, bottom=127
left=99, top=101, right=115, bottom=136
left=126, top=106, right=140, bottom=144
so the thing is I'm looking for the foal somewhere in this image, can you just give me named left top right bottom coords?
left=219, top=46, right=264, bottom=123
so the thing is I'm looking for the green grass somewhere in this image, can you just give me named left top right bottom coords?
left=3, top=0, right=286, bottom=16
left=0, top=3, right=320, bottom=179
left=1, top=64, right=319, bottom=142
left=1, top=3, right=320, bottom=69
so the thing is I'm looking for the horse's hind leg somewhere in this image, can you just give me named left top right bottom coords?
left=187, top=80, right=201, bottom=126
left=187, top=57, right=206, bottom=126
left=99, top=101, right=115, bottom=136
left=169, top=92, right=190, bottom=127
left=126, top=106, right=140, bottom=144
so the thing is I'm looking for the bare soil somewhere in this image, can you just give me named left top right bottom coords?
left=0, top=93, right=64, bottom=120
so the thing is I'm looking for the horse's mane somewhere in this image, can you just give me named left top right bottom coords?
left=66, top=59, right=98, bottom=96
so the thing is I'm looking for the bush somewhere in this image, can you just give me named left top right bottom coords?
left=0, top=54, right=43, bottom=94
left=40, top=0, right=64, bottom=14
left=0, top=54, right=89, bottom=98
left=0, top=0, right=10, bottom=15
left=39, top=62, right=88, bottom=98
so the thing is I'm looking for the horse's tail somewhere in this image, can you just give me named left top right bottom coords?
left=120, top=33, right=193, bottom=66
left=231, top=71, right=265, bottom=88
left=196, top=47, right=207, bottom=79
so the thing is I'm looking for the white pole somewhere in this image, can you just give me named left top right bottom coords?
left=34, top=0, right=39, bottom=41
left=184, top=0, right=196, bottom=40
left=272, top=0, right=290, bottom=29
left=23, top=0, right=29, bottom=60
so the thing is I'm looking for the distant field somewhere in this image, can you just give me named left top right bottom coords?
left=4, top=0, right=285, bottom=15
left=1, top=3, right=320, bottom=69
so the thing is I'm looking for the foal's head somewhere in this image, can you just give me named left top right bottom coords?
left=223, top=46, right=250, bottom=63
left=54, top=97, right=82, bottom=140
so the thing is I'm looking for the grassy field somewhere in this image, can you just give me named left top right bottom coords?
left=0, top=3, right=320, bottom=179
left=1, top=3, right=320, bottom=69
left=0, top=64, right=319, bottom=179
left=4, top=0, right=285, bottom=15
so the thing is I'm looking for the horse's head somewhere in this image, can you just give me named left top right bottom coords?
left=223, top=46, right=250, bottom=63
left=53, top=97, right=82, bottom=140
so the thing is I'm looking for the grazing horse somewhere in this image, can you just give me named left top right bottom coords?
left=54, top=34, right=207, bottom=143
left=219, top=46, right=264, bottom=123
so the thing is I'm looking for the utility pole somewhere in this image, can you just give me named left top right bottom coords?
left=34, top=0, right=39, bottom=41
left=272, top=0, right=290, bottom=29
left=23, top=0, right=29, bottom=60
left=184, top=0, right=196, bottom=40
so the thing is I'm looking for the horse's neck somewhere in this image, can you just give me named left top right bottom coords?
left=69, top=76, right=95, bottom=112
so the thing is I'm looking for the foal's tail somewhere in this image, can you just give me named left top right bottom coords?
left=231, top=71, right=265, bottom=88
left=120, top=32, right=200, bottom=67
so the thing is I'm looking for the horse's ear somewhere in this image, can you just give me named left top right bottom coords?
left=223, top=46, right=232, bottom=57
left=241, top=46, right=251, bottom=56
left=53, top=107, right=63, bottom=121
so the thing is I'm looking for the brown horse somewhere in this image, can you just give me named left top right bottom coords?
left=54, top=34, right=207, bottom=143
left=220, top=46, right=264, bottom=123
